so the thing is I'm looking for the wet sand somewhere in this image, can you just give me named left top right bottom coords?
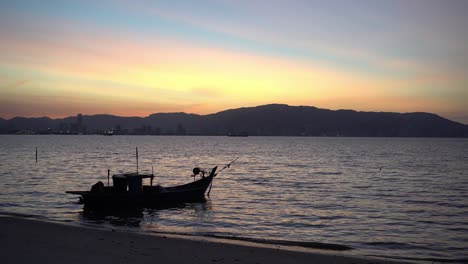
left=0, top=216, right=406, bottom=264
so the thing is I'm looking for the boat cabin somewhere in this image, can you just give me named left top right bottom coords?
left=112, top=173, right=154, bottom=193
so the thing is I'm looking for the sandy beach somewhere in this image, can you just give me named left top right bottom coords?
left=0, top=216, right=407, bottom=264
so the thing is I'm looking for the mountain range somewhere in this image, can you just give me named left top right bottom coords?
left=1, top=104, right=467, bottom=137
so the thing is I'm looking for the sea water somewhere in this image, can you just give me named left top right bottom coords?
left=0, top=135, right=467, bottom=262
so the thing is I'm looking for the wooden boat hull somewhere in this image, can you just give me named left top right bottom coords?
left=67, top=175, right=213, bottom=208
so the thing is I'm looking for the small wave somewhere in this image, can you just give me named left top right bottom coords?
left=200, top=234, right=353, bottom=251
left=318, top=215, right=346, bottom=220
left=287, top=164, right=308, bottom=168
left=253, top=167, right=270, bottom=171
left=367, top=254, right=468, bottom=263
left=314, top=171, right=343, bottom=175
left=402, top=199, right=437, bottom=205
left=365, top=241, right=411, bottom=248
left=447, top=227, right=468, bottom=232
left=0, top=203, right=20, bottom=207
left=364, top=241, right=435, bottom=251
left=353, top=185, right=373, bottom=189
left=145, top=229, right=352, bottom=251
left=435, top=202, right=468, bottom=209
left=0, top=211, right=46, bottom=219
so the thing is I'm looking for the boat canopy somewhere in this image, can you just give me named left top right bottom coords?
left=112, top=173, right=154, bottom=179
left=112, top=173, right=154, bottom=193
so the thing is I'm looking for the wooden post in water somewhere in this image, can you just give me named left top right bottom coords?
left=136, top=147, right=139, bottom=174
left=35, top=147, right=37, bottom=162
left=151, top=165, right=154, bottom=186
left=107, top=169, right=110, bottom=187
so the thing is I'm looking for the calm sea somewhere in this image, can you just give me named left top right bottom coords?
left=0, top=135, right=467, bottom=262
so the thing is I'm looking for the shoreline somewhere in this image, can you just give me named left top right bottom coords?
left=0, top=215, right=408, bottom=264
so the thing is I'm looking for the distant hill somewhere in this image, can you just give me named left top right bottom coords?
left=1, top=104, right=467, bottom=137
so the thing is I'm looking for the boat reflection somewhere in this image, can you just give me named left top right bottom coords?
left=81, top=205, right=145, bottom=226
left=80, top=198, right=211, bottom=227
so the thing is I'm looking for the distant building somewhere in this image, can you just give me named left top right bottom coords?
left=77, top=113, right=83, bottom=127
left=16, top=129, right=35, bottom=135
left=176, top=124, right=186, bottom=135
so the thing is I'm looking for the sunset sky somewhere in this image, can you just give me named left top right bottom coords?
left=1, top=0, right=467, bottom=123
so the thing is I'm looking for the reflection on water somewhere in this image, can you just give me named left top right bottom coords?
left=81, top=206, right=145, bottom=227
left=80, top=200, right=212, bottom=228
left=1, top=135, right=467, bottom=262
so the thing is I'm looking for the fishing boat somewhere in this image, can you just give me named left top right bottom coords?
left=66, top=157, right=238, bottom=208
left=67, top=167, right=217, bottom=207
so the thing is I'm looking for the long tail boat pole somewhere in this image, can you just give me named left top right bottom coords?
left=216, top=157, right=239, bottom=176
left=136, top=147, right=139, bottom=174
left=208, top=157, right=239, bottom=196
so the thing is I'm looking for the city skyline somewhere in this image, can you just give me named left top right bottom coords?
left=1, top=0, right=467, bottom=123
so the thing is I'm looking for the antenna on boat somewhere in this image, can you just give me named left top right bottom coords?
left=136, top=147, right=139, bottom=174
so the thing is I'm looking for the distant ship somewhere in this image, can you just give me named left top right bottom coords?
left=103, top=130, right=114, bottom=136
left=227, top=132, right=248, bottom=137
